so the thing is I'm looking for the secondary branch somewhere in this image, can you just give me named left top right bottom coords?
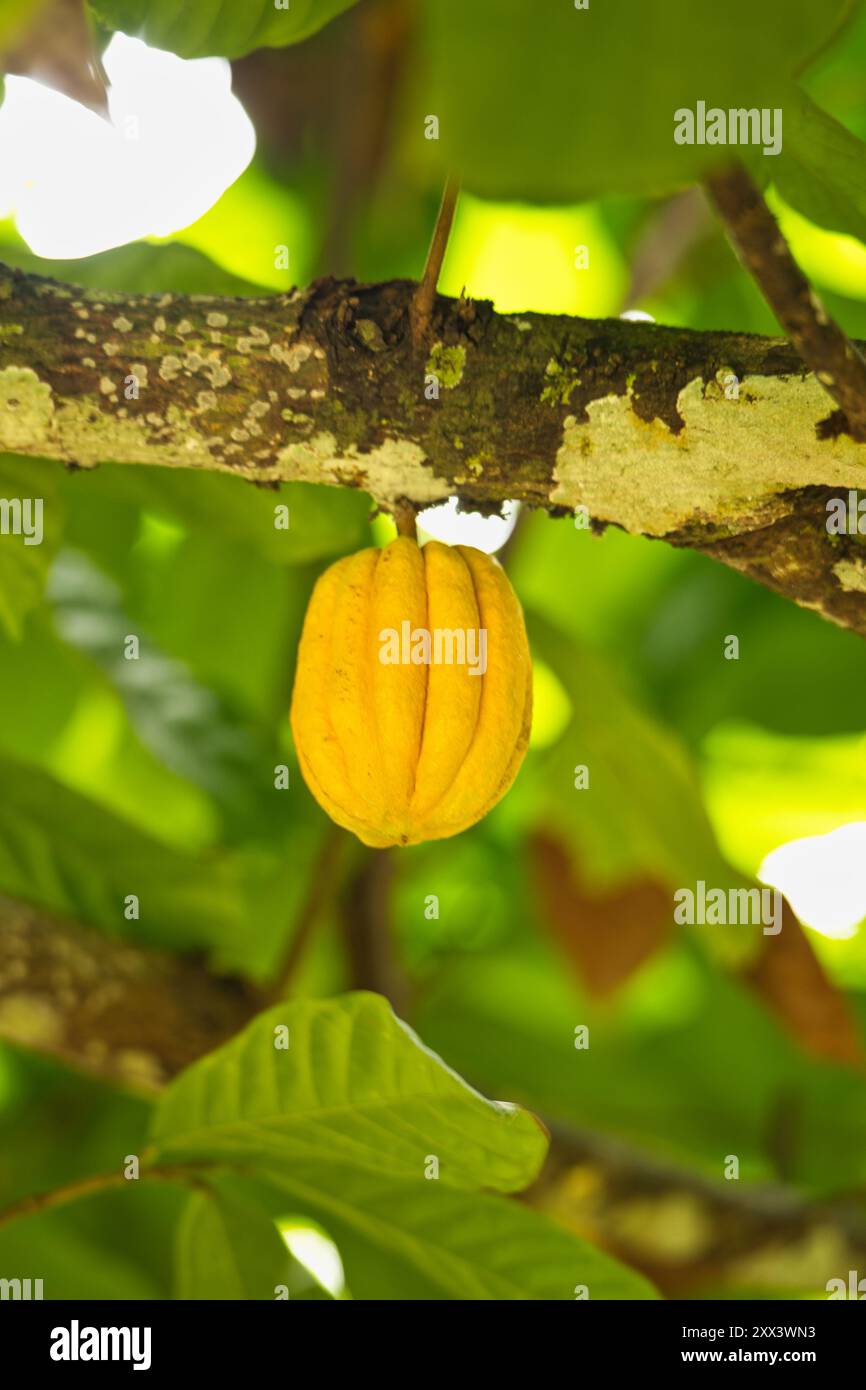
left=707, top=162, right=866, bottom=440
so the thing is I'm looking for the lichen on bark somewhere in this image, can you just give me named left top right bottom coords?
left=2, top=262, right=866, bottom=634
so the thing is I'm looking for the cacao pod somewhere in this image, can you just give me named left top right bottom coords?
left=290, top=536, right=532, bottom=846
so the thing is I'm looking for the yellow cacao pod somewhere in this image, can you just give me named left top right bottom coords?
left=290, top=536, right=532, bottom=847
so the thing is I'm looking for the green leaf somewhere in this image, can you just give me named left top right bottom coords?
left=0, top=752, right=244, bottom=951
left=151, top=993, right=547, bottom=1192
left=0, top=456, right=63, bottom=639
left=174, top=1184, right=296, bottom=1300
left=526, top=613, right=733, bottom=893
left=0, top=237, right=267, bottom=297
left=260, top=1164, right=656, bottom=1301
left=155, top=995, right=652, bottom=1300
left=49, top=549, right=282, bottom=839
left=0, top=0, right=39, bottom=49
left=108, top=471, right=373, bottom=567
left=91, top=0, right=360, bottom=59
left=774, top=87, right=866, bottom=242
left=420, top=0, right=853, bottom=201
left=131, top=532, right=314, bottom=724
left=0, top=1210, right=162, bottom=1299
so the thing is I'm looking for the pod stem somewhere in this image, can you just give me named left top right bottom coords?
left=393, top=498, right=419, bottom=540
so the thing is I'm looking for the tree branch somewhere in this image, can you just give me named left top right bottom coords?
left=265, top=825, right=346, bottom=1002
left=707, top=162, right=866, bottom=440
left=0, top=1161, right=215, bottom=1232
left=339, top=849, right=408, bottom=1014
left=3, top=263, right=866, bottom=633
left=0, top=895, right=260, bottom=1091
left=2, top=886, right=863, bottom=1270
left=536, top=1120, right=866, bottom=1297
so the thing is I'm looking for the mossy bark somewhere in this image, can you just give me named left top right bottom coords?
left=2, top=263, right=866, bottom=632
left=0, top=895, right=258, bottom=1091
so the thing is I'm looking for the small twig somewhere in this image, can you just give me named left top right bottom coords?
left=266, top=825, right=346, bottom=1001
left=0, top=1160, right=214, bottom=1232
left=706, top=162, right=866, bottom=440
left=621, top=187, right=711, bottom=313
left=410, top=175, right=460, bottom=348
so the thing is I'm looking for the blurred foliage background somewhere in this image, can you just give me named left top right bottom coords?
left=1, top=0, right=866, bottom=1301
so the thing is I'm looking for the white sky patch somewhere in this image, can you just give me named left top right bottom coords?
left=759, top=822, right=866, bottom=940
left=0, top=33, right=255, bottom=258
left=417, top=497, right=519, bottom=554
left=280, top=1224, right=345, bottom=1298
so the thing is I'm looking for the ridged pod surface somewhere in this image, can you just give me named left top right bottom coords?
left=290, top=536, right=532, bottom=846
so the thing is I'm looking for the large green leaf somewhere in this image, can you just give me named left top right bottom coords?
left=420, top=0, right=853, bottom=201
left=0, top=456, right=63, bottom=639
left=774, top=88, right=866, bottom=242
left=154, top=994, right=652, bottom=1300
left=0, top=753, right=244, bottom=951
left=91, top=0, right=360, bottom=59
left=174, top=1184, right=298, bottom=1300
left=260, top=1163, right=656, bottom=1300
left=151, top=993, right=547, bottom=1192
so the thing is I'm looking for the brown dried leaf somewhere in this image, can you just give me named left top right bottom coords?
left=742, top=899, right=865, bottom=1068
left=2, top=0, right=108, bottom=114
left=529, top=830, right=672, bottom=999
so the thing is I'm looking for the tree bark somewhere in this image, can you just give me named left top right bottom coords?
left=3, top=263, right=866, bottom=632
left=0, top=895, right=259, bottom=1091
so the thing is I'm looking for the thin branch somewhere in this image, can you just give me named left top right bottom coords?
left=536, top=1118, right=866, bottom=1296
left=266, top=825, right=346, bottom=1001
left=706, top=161, right=866, bottom=440
left=339, top=849, right=409, bottom=1013
left=0, top=1161, right=215, bottom=1232
left=410, top=175, right=460, bottom=347
left=621, top=187, right=712, bottom=312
